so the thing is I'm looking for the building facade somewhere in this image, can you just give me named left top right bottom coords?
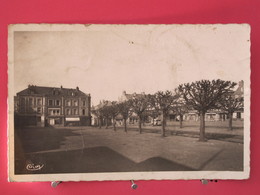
left=14, top=85, right=91, bottom=127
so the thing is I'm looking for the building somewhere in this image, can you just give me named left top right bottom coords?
left=91, top=100, right=115, bottom=126
left=118, top=91, right=146, bottom=102
left=183, top=80, right=244, bottom=121
left=118, top=91, right=149, bottom=124
left=14, top=85, right=91, bottom=127
left=233, top=80, right=244, bottom=119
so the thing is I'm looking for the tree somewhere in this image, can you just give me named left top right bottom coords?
left=149, top=109, right=159, bottom=126
left=178, top=79, right=236, bottom=141
left=173, top=89, right=190, bottom=128
left=92, top=100, right=111, bottom=129
left=130, top=95, right=151, bottom=134
left=219, top=92, right=243, bottom=130
left=100, top=104, right=112, bottom=129
left=150, top=91, right=179, bottom=137
left=117, top=100, right=132, bottom=132
left=172, top=102, right=189, bottom=128
left=109, top=101, right=120, bottom=131
left=91, top=107, right=103, bottom=128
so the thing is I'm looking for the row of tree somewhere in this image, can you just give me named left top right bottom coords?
left=92, top=79, right=244, bottom=141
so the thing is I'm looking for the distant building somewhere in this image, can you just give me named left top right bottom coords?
left=91, top=100, right=114, bottom=126
left=14, top=85, right=91, bottom=127
left=118, top=91, right=148, bottom=124
left=233, top=80, right=244, bottom=119
left=118, top=91, right=178, bottom=123
left=183, top=80, right=244, bottom=121
left=118, top=91, right=145, bottom=102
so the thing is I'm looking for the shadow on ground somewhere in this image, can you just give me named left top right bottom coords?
left=15, top=126, right=81, bottom=153
left=170, top=131, right=243, bottom=143
left=125, top=128, right=243, bottom=143
left=15, top=146, right=194, bottom=174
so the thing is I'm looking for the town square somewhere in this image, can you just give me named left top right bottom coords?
left=8, top=24, right=250, bottom=181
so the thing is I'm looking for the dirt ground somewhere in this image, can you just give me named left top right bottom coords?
left=14, top=121, right=244, bottom=174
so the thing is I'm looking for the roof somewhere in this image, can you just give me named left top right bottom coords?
left=17, top=85, right=89, bottom=97
left=92, top=100, right=113, bottom=110
left=119, top=91, right=146, bottom=102
left=125, top=93, right=144, bottom=99
left=234, top=80, right=244, bottom=97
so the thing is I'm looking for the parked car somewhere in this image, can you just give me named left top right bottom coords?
left=153, top=119, right=162, bottom=126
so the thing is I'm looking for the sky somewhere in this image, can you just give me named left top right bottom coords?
left=13, top=24, right=250, bottom=105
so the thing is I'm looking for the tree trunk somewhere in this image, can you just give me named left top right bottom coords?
left=124, top=118, right=127, bottom=133
left=138, top=115, right=142, bottom=134
left=105, top=118, right=108, bottom=129
left=179, top=114, right=183, bottom=128
left=161, top=112, right=166, bottom=137
left=152, top=117, right=155, bottom=126
left=98, top=117, right=102, bottom=129
left=229, top=112, right=233, bottom=130
left=199, top=112, right=206, bottom=141
left=112, top=117, right=116, bottom=131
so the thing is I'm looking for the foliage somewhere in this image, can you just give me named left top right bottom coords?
left=178, top=79, right=236, bottom=113
left=150, top=90, right=179, bottom=137
left=219, top=93, right=243, bottom=114
left=117, top=100, right=132, bottom=132
left=218, top=91, right=244, bottom=130
left=130, top=94, right=151, bottom=133
left=178, top=79, right=236, bottom=141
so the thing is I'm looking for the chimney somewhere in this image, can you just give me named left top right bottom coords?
left=76, top=86, right=79, bottom=91
left=239, top=80, right=244, bottom=87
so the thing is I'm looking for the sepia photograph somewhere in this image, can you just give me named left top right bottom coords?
left=8, top=24, right=250, bottom=182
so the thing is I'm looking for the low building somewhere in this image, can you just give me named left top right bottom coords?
left=183, top=80, right=244, bottom=122
left=233, top=80, right=244, bottom=119
left=14, top=85, right=91, bottom=127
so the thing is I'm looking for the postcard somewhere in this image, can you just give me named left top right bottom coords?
left=8, top=24, right=250, bottom=182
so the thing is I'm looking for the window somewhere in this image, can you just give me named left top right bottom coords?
left=29, top=98, right=33, bottom=106
left=83, top=100, right=86, bottom=106
left=49, top=99, right=53, bottom=106
left=73, top=100, right=78, bottom=106
left=73, top=109, right=78, bottom=115
left=21, top=98, right=26, bottom=106
left=49, top=109, right=60, bottom=115
left=82, top=109, right=85, bottom=115
left=37, top=107, right=41, bottom=114
left=37, top=98, right=42, bottom=106
left=56, top=100, right=60, bottom=106
left=66, top=109, right=71, bottom=115
left=66, top=100, right=71, bottom=106
left=20, top=98, right=25, bottom=113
